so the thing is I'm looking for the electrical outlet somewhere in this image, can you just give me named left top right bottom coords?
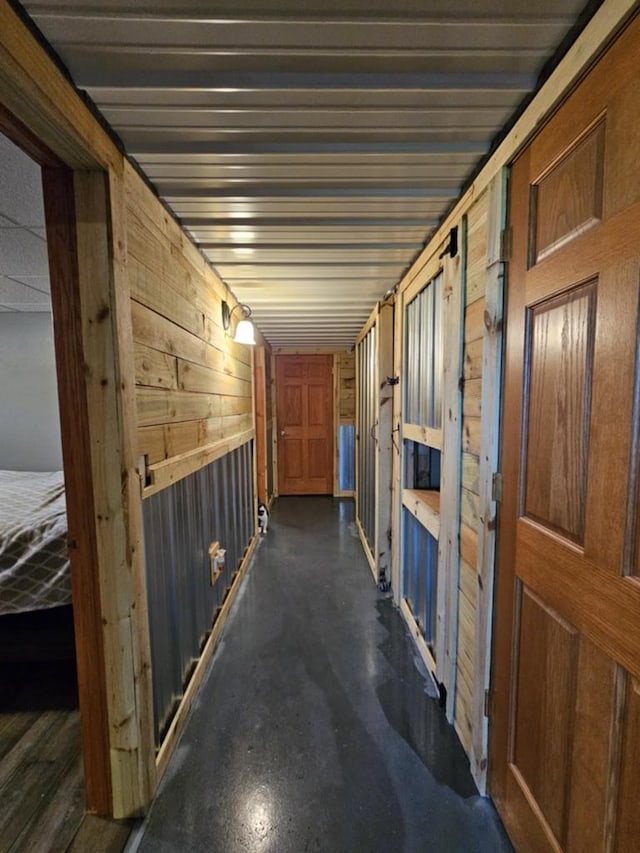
left=208, top=540, right=224, bottom=586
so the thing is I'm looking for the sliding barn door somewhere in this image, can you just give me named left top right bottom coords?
left=491, top=17, right=640, bottom=852
left=276, top=354, right=333, bottom=495
left=355, top=302, right=393, bottom=583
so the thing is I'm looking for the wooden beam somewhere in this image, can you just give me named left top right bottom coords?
left=355, top=302, right=378, bottom=347
left=471, top=170, right=508, bottom=793
left=143, top=430, right=255, bottom=498
left=0, top=102, right=64, bottom=168
left=390, top=286, right=404, bottom=603
left=402, top=489, right=441, bottom=540
left=402, top=423, right=443, bottom=451
left=106, top=168, right=157, bottom=816
left=254, top=346, right=267, bottom=504
left=0, top=2, right=115, bottom=169
left=400, top=598, right=439, bottom=687
left=437, top=233, right=465, bottom=722
left=75, top=170, right=155, bottom=817
left=43, top=167, right=112, bottom=817
left=333, top=354, right=340, bottom=496
left=356, top=517, right=378, bottom=582
left=377, top=301, right=395, bottom=585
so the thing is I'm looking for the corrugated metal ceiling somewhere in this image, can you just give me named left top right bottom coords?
left=22, top=0, right=594, bottom=348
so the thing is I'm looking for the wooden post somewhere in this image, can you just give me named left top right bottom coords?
left=44, top=167, right=156, bottom=818
left=333, top=353, right=340, bottom=496
left=436, top=239, right=465, bottom=721
left=44, top=167, right=112, bottom=816
left=377, top=300, right=395, bottom=585
left=390, top=291, right=404, bottom=603
left=471, top=169, right=508, bottom=792
left=270, top=353, right=279, bottom=498
left=254, top=346, right=267, bottom=504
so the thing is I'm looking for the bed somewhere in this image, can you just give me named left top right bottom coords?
left=0, top=470, right=71, bottom=616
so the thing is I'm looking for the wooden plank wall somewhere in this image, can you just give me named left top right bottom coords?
left=123, top=164, right=254, bottom=468
left=338, top=351, right=356, bottom=423
left=456, top=192, right=489, bottom=755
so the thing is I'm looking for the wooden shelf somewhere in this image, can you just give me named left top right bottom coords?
left=402, top=422, right=443, bottom=450
left=402, top=488, right=440, bottom=539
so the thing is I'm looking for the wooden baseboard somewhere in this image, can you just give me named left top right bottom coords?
left=355, top=517, right=378, bottom=582
left=155, top=531, right=259, bottom=779
left=399, top=597, right=439, bottom=695
left=333, top=489, right=355, bottom=498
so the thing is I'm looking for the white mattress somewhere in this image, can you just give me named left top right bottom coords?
left=0, top=470, right=71, bottom=615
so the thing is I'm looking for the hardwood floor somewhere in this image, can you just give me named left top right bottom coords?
left=0, top=613, right=132, bottom=852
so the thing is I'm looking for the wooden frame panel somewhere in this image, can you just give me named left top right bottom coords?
left=471, top=169, right=509, bottom=793
left=44, top=168, right=156, bottom=817
left=43, top=167, right=112, bottom=816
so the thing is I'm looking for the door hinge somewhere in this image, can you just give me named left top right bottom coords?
left=491, top=472, right=503, bottom=503
left=484, top=689, right=491, bottom=717
left=500, top=227, right=512, bottom=262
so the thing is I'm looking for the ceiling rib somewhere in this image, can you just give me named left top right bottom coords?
left=21, top=0, right=593, bottom=346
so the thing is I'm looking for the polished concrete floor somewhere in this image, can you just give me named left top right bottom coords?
left=132, top=497, right=512, bottom=853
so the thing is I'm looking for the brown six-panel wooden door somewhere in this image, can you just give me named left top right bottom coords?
left=491, top=15, right=640, bottom=852
left=276, top=354, right=333, bottom=494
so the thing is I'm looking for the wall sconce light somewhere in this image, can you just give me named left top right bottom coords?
left=221, top=300, right=256, bottom=345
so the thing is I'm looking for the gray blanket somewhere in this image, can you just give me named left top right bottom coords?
left=0, top=470, right=71, bottom=615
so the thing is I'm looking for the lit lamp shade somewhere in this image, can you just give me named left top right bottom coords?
left=233, top=318, right=256, bottom=345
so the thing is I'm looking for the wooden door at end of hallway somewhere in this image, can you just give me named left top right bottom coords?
left=490, top=15, right=640, bottom=853
left=276, top=354, right=333, bottom=495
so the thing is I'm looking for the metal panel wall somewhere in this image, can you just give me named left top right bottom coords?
left=403, top=508, right=439, bottom=650
left=339, top=424, right=355, bottom=492
left=142, top=441, right=254, bottom=744
left=357, top=323, right=377, bottom=549
left=404, top=272, right=443, bottom=428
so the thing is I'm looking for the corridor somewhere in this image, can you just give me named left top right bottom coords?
left=130, top=498, right=511, bottom=853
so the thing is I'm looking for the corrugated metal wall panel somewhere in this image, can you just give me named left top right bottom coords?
left=142, top=441, right=254, bottom=744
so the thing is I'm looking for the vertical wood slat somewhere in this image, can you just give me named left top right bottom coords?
left=43, top=167, right=112, bottom=816
left=377, top=301, right=395, bottom=583
left=391, top=291, right=405, bottom=602
left=73, top=170, right=155, bottom=817
left=105, top=168, right=156, bottom=816
left=333, top=353, right=340, bottom=495
left=437, top=245, right=464, bottom=718
left=472, top=168, right=508, bottom=792
left=254, top=346, right=267, bottom=504
left=270, top=353, right=279, bottom=498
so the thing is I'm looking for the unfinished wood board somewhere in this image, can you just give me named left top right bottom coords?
left=74, top=171, right=155, bottom=817
left=43, top=167, right=112, bottom=815
left=402, top=489, right=441, bottom=540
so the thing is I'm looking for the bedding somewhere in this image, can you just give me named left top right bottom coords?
left=0, top=470, right=71, bottom=615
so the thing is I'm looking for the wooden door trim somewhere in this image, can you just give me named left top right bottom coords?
left=43, top=167, right=113, bottom=816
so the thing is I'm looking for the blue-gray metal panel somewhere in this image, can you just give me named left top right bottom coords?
left=142, top=441, right=254, bottom=744
left=339, top=424, right=355, bottom=491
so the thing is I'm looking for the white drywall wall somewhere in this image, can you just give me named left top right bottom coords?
left=0, top=312, right=63, bottom=471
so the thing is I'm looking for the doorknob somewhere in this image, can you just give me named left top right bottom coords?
left=280, top=430, right=287, bottom=436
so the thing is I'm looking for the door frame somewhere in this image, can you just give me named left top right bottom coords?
left=0, top=6, right=155, bottom=817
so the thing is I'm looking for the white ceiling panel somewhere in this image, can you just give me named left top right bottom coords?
left=22, top=0, right=597, bottom=347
